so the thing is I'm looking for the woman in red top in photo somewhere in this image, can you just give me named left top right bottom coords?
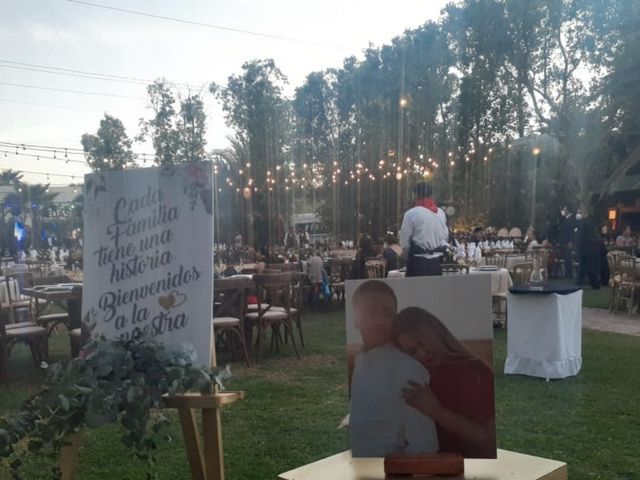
left=392, top=307, right=496, bottom=458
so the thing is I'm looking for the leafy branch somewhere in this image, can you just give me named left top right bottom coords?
left=0, top=338, right=230, bottom=480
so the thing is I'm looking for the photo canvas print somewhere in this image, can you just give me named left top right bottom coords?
left=345, top=275, right=496, bottom=459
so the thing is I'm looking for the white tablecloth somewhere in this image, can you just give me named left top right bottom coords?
left=387, top=269, right=405, bottom=279
left=505, top=290, right=582, bottom=379
left=480, top=255, right=526, bottom=271
left=388, top=268, right=512, bottom=296
left=469, top=268, right=513, bottom=295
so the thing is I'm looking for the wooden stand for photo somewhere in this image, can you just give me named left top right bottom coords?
left=384, top=453, right=465, bottom=476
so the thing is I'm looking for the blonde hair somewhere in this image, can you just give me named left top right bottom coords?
left=393, top=306, right=473, bottom=361
left=352, top=280, right=397, bottom=318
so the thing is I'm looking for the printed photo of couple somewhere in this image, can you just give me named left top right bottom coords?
left=346, top=275, right=496, bottom=459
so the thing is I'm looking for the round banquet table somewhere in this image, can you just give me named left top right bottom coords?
left=388, top=267, right=512, bottom=296
left=469, top=267, right=513, bottom=295
left=505, top=284, right=582, bottom=379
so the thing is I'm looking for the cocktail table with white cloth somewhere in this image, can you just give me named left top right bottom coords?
left=505, top=284, right=582, bottom=379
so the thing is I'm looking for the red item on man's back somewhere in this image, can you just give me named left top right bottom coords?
left=415, top=197, right=438, bottom=213
left=247, top=295, right=258, bottom=305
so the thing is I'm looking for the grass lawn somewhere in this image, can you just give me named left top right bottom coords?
left=1, top=306, right=639, bottom=479
left=582, top=286, right=611, bottom=310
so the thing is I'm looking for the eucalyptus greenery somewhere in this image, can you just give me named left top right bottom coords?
left=0, top=337, right=230, bottom=480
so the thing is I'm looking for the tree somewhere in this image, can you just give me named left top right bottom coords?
left=0, top=170, right=23, bottom=253
left=211, top=59, right=291, bottom=247
left=81, top=114, right=135, bottom=172
left=138, top=80, right=208, bottom=165
left=5, top=183, right=58, bottom=250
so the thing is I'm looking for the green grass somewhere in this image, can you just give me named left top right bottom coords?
left=1, top=307, right=639, bottom=479
left=582, top=286, right=611, bottom=310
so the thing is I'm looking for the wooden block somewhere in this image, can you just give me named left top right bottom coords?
left=384, top=453, right=464, bottom=476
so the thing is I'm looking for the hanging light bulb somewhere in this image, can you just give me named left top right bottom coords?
left=396, top=172, right=403, bottom=181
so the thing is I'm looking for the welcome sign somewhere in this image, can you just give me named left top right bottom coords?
left=82, top=163, right=214, bottom=366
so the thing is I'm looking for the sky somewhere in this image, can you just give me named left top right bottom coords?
left=0, top=0, right=449, bottom=184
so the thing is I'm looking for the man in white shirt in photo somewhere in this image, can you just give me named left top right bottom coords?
left=350, top=280, right=439, bottom=457
left=399, top=181, right=449, bottom=276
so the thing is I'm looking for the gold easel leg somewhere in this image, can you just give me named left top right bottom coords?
left=59, top=432, right=82, bottom=480
left=178, top=408, right=206, bottom=480
left=202, top=408, right=225, bottom=480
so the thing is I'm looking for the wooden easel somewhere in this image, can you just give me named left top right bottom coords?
left=60, top=346, right=244, bottom=480
left=60, top=390, right=244, bottom=480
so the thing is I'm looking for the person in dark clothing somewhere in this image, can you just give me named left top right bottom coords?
left=558, top=207, right=577, bottom=279
left=352, top=235, right=376, bottom=279
left=599, top=238, right=610, bottom=286
left=383, top=233, right=403, bottom=273
left=575, top=212, right=601, bottom=289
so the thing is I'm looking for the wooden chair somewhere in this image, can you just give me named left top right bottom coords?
left=281, top=271, right=305, bottom=348
left=327, top=258, right=348, bottom=301
left=27, top=260, right=51, bottom=278
left=607, top=252, right=623, bottom=312
left=511, top=263, right=534, bottom=286
left=484, top=254, right=507, bottom=268
left=4, top=272, right=35, bottom=324
left=32, top=275, right=73, bottom=335
left=246, top=273, right=301, bottom=363
left=0, top=303, right=48, bottom=381
left=493, top=292, right=508, bottom=328
left=213, top=278, right=252, bottom=367
left=441, top=264, right=470, bottom=275
left=615, top=255, right=640, bottom=316
left=364, top=259, right=386, bottom=279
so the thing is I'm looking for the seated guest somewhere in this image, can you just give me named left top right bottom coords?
left=351, top=235, right=376, bottom=279
left=526, top=230, right=541, bottom=251
left=383, top=233, right=403, bottom=273
left=615, top=225, right=634, bottom=248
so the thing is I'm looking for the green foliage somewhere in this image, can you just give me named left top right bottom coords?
left=137, top=80, right=208, bottom=166
left=81, top=114, right=136, bottom=172
left=0, top=338, right=229, bottom=480
left=211, top=59, right=291, bottom=247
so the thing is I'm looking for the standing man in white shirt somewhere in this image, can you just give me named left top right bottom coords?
left=350, top=280, right=439, bottom=457
left=399, top=182, right=449, bottom=276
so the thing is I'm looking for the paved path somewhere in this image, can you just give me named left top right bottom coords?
left=583, top=307, right=640, bottom=337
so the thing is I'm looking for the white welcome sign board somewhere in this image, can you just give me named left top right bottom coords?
left=82, top=163, right=214, bottom=366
